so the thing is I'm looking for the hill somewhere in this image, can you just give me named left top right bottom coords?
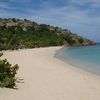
left=0, top=18, right=95, bottom=50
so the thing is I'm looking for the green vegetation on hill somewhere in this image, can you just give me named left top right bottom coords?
left=0, top=18, right=95, bottom=50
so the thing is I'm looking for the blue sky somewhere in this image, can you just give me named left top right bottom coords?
left=0, top=0, right=100, bottom=42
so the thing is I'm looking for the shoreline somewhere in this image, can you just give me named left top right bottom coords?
left=0, top=47, right=100, bottom=100
left=55, top=47, right=100, bottom=76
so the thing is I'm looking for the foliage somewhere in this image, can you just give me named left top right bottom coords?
left=0, top=55, right=19, bottom=88
left=0, top=18, right=95, bottom=50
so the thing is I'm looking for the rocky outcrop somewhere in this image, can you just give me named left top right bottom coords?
left=82, top=41, right=96, bottom=46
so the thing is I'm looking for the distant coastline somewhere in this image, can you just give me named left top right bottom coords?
left=0, top=18, right=95, bottom=50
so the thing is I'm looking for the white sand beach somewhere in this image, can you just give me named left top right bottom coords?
left=0, top=47, right=100, bottom=100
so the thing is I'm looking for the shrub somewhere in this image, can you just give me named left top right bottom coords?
left=0, top=56, right=19, bottom=88
left=0, top=53, right=3, bottom=57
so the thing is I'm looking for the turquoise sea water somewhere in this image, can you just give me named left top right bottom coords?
left=56, top=44, right=100, bottom=75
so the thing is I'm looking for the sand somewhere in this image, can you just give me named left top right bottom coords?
left=0, top=47, right=100, bottom=100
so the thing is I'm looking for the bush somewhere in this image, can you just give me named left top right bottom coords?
left=0, top=56, right=19, bottom=88
left=0, top=53, right=3, bottom=57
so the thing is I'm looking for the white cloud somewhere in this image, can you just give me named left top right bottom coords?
left=28, top=4, right=99, bottom=26
left=69, top=0, right=100, bottom=5
left=0, top=2, right=10, bottom=9
left=9, top=0, right=32, bottom=3
left=0, top=1, right=18, bottom=10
